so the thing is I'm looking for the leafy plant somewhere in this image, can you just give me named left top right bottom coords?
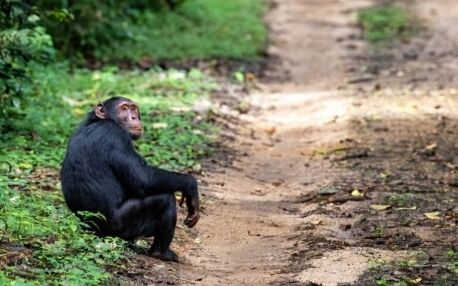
left=35, top=0, right=189, bottom=62
left=358, top=5, right=413, bottom=43
left=384, top=193, right=413, bottom=207
left=0, top=185, right=126, bottom=285
left=377, top=279, right=390, bottom=286
left=0, top=0, right=55, bottom=129
left=0, top=66, right=216, bottom=284
left=447, top=250, right=458, bottom=274
left=110, top=0, right=267, bottom=61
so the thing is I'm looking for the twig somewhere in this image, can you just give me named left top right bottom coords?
left=176, top=276, right=197, bottom=284
left=333, top=150, right=369, bottom=161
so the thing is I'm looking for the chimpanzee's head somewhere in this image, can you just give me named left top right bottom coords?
left=88, top=96, right=143, bottom=140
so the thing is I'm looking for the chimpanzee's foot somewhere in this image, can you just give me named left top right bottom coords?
left=149, top=248, right=179, bottom=262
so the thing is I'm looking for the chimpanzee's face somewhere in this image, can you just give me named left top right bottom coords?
left=94, top=97, right=144, bottom=140
left=115, top=100, right=143, bottom=139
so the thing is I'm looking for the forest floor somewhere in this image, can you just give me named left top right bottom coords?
left=125, top=0, right=458, bottom=285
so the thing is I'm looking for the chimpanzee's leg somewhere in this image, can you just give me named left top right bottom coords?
left=148, top=194, right=177, bottom=259
left=108, top=193, right=178, bottom=261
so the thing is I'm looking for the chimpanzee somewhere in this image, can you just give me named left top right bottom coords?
left=60, top=96, right=200, bottom=262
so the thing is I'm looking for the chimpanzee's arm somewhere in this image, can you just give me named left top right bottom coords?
left=108, top=145, right=197, bottom=199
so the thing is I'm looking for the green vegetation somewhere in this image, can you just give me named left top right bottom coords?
left=370, top=251, right=457, bottom=286
left=21, top=0, right=267, bottom=62
left=0, top=0, right=266, bottom=283
left=384, top=193, right=413, bottom=207
left=376, top=279, right=390, bottom=286
left=376, top=280, right=409, bottom=286
left=357, top=5, right=413, bottom=43
left=0, top=0, right=55, bottom=127
left=0, top=67, right=216, bottom=284
left=447, top=250, right=458, bottom=274
left=1, top=66, right=216, bottom=170
left=0, top=187, right=125, bottom=285
left=1, top=0, right=266, bottom=122
left=109, top=0, right=267, bottom=61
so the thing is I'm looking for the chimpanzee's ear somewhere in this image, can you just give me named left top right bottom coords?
left=95, top=103, right=107, bottom=119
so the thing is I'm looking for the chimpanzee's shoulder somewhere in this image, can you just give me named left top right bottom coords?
left=69, top=120, right=129, bottom=148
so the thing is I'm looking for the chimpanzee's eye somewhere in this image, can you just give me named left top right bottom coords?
left=121, top=106, right=128, bottom=111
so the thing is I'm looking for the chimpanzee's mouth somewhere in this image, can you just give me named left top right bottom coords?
left=128, top=125, right=143, bottom=131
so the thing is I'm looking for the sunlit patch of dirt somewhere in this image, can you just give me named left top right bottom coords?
left=286, top=235, right=350, bottom=273
left=298, top=248, right=401, bottom=286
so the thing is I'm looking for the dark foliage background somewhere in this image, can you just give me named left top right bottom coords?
left=0, top=0, right=186, bottom=128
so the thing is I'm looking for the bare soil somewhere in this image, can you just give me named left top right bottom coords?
left=122, top=0, right=458, bottom=285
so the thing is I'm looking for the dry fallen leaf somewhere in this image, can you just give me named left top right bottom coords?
left=351, top=189, right=363, bottom=197
left=175, top=193, right=183, bottom=201
left=246, top=72, right=256, bottom=81
left=170, top=106, right=191, bottom=113
left=370, top=204, right=392, bottom=211
left=424, top=212, right=441, bottom=220
left=152, top=122, right=168, bottom=129
left=72, top=108, right=85, bottom=116
left=310, top=220, right=322, bottom=225
left=379, top=172, right=389, bottom=178
left=192, top=163, right=202, bottom=173
left=396, top=206, right=417, bottom=210
left=425, top=143, right=437, bottom=150
left=238, top=101, right=251, bottom=114
left=445, top=162, right=456, bottom=170
left=263, top=126, right=277, bottom=136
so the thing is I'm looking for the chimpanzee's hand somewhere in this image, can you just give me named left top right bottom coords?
left=178, top=176, right=200, bottom=228
left=179, top=194, right=200, bottom=228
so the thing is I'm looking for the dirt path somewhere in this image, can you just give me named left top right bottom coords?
left=174, top=0, right=377, bottom=284
left=162, top=0, right=458, bottom=285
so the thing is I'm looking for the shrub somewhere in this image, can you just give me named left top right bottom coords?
left=358, top=5, right=412, bottom=43
left=36, top=0, right=188, bottom=61
left=0, top=0, right=55, bottom=130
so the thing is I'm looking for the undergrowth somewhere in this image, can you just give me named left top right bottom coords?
left=357, top=5, right=414, bottom=43
left=448, top=250, right=458, bottom=275
left=0, top=65, right=217, bottom=285
left=103, top=0, right=267, bottom=61
left=369, top=251, right=458, bottom=286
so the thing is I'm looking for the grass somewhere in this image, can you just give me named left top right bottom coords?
left=0, top=64, right=217, bottom=284
left=384, top=193, right=413, bottom=207
left=100, top=0, right=267, bottom=61
left=447, top=250, right=458, bottom=274
left=369, top=251, right=458, bottom=286
left=357, top=5, right=413, bottom=43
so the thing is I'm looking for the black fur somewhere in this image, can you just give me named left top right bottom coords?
left=60, top=97, right=198, bottom=260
